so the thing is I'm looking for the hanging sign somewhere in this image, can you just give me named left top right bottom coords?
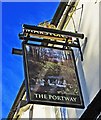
left=22, top=42, right=84, bottom=108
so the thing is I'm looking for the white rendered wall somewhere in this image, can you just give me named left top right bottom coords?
left=19, top=105, right=58, bottom=118
left=64, top=0, right=100, bottom=118
left=33, top=105, right=56, bottom=118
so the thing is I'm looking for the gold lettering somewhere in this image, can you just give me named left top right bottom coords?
left=34, top=93, right=47, bottom=99
left=34, top=94, right=77, bottom=102
left=57, top=96, right=62, bottom=101
left=60, top=96, right=64, bottom=101
left=39, top=31, right=44, bottom=35
left=34, top=93, right=39, bottom=98
left=25, top=29, right=66, bottom=40
left=64, top=96, right=77, bottom=102
left=64, top=96, right=70, bottom=101
left=70, top=97, right=77, bottom=102
left=33, top=30, right=39, bottom=34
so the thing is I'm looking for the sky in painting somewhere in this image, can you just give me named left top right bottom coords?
left=2, top=2, right=59, bottom=118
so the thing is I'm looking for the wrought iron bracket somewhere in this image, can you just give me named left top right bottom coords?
left=12, top=24, right=84, bottom=61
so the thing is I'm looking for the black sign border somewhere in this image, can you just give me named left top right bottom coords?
left=22, top=41, right=84, bottom=109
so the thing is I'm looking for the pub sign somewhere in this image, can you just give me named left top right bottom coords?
left=22, top=42, right=84, bottom=108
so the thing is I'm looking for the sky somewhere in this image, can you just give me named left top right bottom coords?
left=2, top=2, right=59, bottom=118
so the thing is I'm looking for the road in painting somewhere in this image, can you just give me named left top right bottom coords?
left=24, top=44, right=83, bottom=106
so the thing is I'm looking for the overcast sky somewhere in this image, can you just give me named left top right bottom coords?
left=2, top=2, right=59, bottom=118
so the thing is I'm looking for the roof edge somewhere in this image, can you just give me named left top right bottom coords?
left=51, top=1, right=68, bottom=27
left=7, top=80, right=25, bottom=119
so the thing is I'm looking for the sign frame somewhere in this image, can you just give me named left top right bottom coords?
left=22, top=42, right=84, bottom=108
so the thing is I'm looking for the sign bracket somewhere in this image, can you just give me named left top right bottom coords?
left=13, top=30, right=83, bottom=61
left=12, top=24, right=85, bottom=108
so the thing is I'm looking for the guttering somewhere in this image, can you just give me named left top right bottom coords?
left=80, top=89, right=101, bottom=120
left=52, top=0, right=80, bottom=30
left=7, top=81, right=26, bottom=119
left=59, top=1, right=76, bottom=30
left=61, top=0, right=80, bottom=30
left=51, top=1, right=68, bottom=27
